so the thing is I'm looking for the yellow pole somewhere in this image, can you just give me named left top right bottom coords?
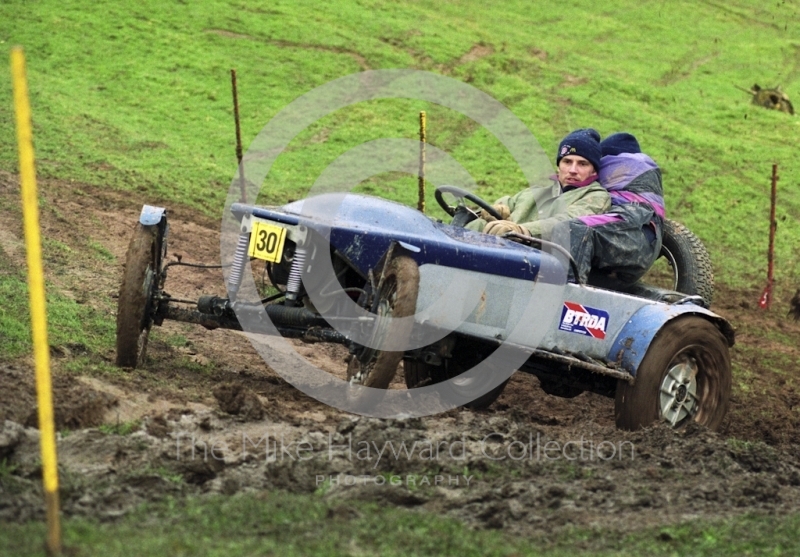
left=11, top=46, right=62, bottom=556
left=417, top=110, right=426, bottom=213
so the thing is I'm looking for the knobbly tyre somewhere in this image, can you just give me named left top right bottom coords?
left=116, top=186, right=733, bottom=430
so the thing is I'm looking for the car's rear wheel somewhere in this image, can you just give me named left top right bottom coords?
left=645, top=219, right=715, bottom=305
left=615, top=316, right=730, bottom=431
left=347, top=256, right=419, bottom=389
left=116, top=224, right=160, bottom=368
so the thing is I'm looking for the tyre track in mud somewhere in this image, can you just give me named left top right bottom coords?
left=2, top=171, right=800, bottom=536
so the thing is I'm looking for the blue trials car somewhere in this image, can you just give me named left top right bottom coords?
left=116, top=186, right=733, bottom=430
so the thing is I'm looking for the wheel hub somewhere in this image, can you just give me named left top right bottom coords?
left=659, top=355, right=699, bottom=427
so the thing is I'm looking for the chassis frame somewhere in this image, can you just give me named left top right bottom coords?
left=117, top=191, right=735, bottom=429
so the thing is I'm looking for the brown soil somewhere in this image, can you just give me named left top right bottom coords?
left=2, top=170, right=800, bottom=536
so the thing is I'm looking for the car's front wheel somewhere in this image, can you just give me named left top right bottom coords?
left=116, top=223, right=161, bottom=368
left=347, top=255, right=420, bottom=389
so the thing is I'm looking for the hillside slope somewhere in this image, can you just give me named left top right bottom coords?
left=1, top=0, right=799, bottom=286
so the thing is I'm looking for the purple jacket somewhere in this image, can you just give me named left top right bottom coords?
left=579, top=153, right=665, bottom=227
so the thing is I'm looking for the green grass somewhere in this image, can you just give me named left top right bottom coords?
left=0, top=253, right=113, bottom=359
left=88, top=240, right=115, bottom=262
left=3, top=0, right=796, bottom=372
left=97, top=420, right=141, bottom=436
left=61, top=357, right=121, bottom=376
left=2, top=2, right=800, bottom=555
left=1, top=491, right=799, bottom=557
left=2, top=0, right=800, bottom=286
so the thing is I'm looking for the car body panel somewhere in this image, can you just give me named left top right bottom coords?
left=139, top=205, right=166, bottom=226
left=231, top=193, right=733, bottom=379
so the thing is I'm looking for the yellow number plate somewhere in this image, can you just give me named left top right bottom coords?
left=248, top=221, right=287, bottom=263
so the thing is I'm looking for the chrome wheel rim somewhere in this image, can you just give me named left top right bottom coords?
left=660, top=246, right=679, bottom=291
left=659, top=354, right=699, bottom=427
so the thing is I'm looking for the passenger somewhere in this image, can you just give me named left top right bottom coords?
left=466, top=128, right=611, bottom=238
left=568, top=132, right=665, bottom=287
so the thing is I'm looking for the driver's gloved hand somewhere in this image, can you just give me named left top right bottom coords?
left=479, top=204, right=511, bottom=222
left=483, top=220, right=530, bottom=237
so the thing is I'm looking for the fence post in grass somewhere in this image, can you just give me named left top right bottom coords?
left=759, top=163, right=779, bottom=309
left=417, top=111, right=426, bottom=213
left=11, top=46, right=62, bottom=556
left=231, top=68, right=247, bottom=204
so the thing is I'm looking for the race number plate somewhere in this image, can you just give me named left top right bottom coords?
left=247, top=221, right=287, bottom=263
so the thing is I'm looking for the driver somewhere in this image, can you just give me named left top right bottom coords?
left=465, top=128, right=611, bottom=238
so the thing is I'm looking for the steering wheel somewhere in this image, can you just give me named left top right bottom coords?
left=434, top=185, right=503, bottom=220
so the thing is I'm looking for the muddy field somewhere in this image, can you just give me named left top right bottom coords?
left=2, top=170, right=800, bottom=536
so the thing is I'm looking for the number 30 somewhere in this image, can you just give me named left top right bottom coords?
left=256, top=229, right=278, bottom=253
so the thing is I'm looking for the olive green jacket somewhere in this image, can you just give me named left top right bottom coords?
left=465, top=180, right=611, bottom=238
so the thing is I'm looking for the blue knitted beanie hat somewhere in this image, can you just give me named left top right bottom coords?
left=556, top=128, right=602, bottom=171
left=600, top=132, right=641, bottom=156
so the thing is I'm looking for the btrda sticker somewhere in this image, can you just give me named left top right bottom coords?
left=559, top=302, right=609, bottom=339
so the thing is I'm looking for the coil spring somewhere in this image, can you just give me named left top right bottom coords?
left=227, top=232, right=250, bottom=300
left=285, top=247, right=307, bottom=304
